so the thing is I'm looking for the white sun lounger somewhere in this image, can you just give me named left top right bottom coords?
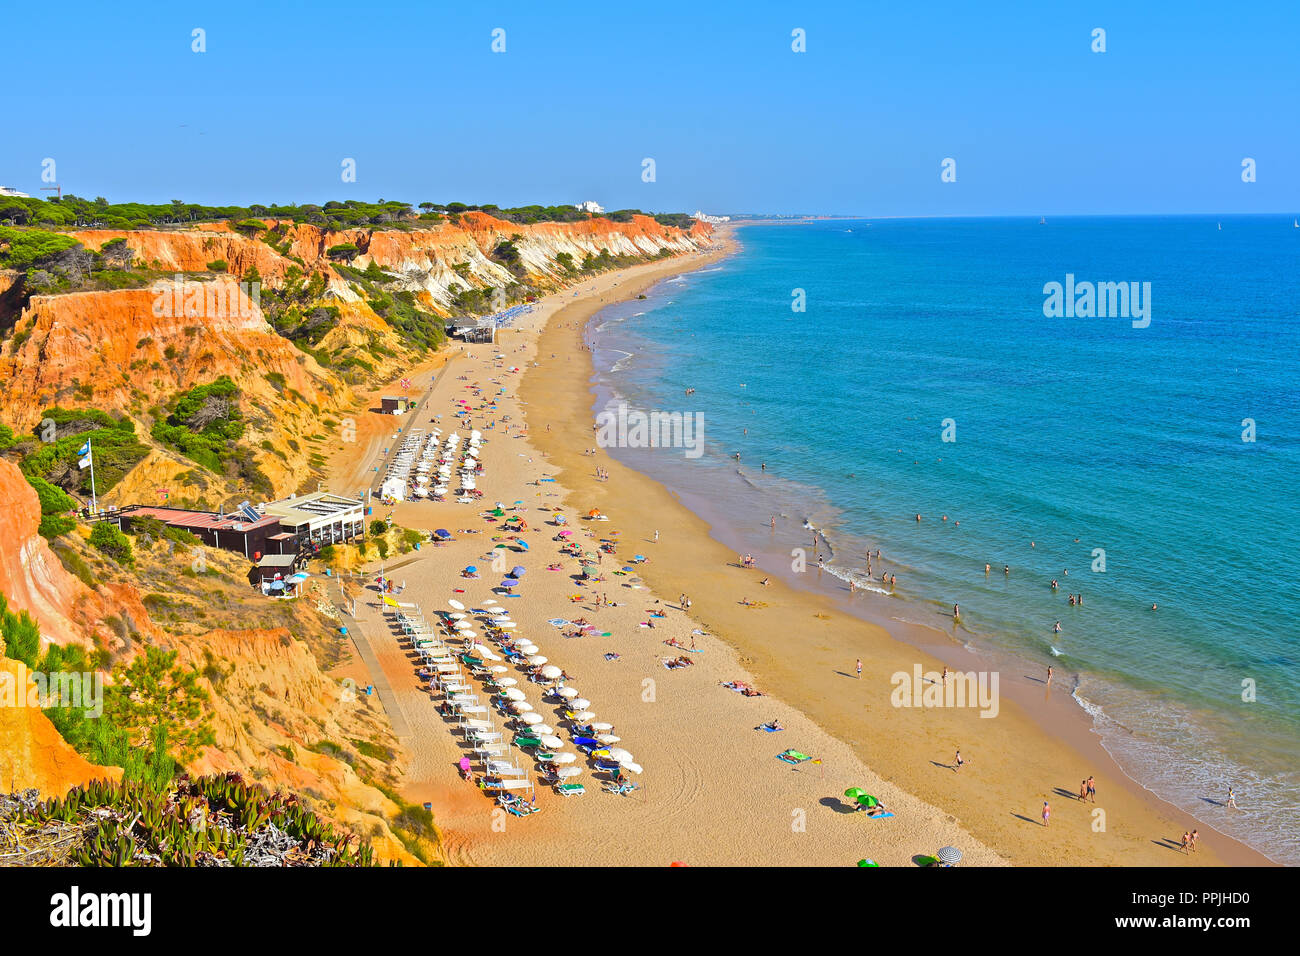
left=492, top=777, right=533, bottom=790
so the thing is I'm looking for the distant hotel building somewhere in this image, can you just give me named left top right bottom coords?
left=692, top=210, right=731, bottom=224
left=577, top=200, right=604, bottom=214
left=0, top=186, right=29, bottom=198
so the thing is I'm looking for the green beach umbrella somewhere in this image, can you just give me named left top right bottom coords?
left=855, top=794, right=879, bottom=808
left=844, top=787, right=867, bottom=800
left=856, top=859, right=879, bottom=868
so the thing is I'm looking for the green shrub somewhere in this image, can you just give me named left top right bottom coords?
left=89, top=522, right=134, bottom=566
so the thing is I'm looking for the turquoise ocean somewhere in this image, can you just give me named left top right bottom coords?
left=587, top=217, right=1300, bottom=864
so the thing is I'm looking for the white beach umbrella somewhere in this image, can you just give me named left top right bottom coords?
left=490, top=665, right=508, bottom=674
left=540, top=665, right=563, bottom=679
left=607, top=748, right=633, bottom=764
left=527, top=655, right=547, bottom=666
left=539, top=734, right=564, bottom=749
left=556, top=766, right=582, bottom=779
left=571, top=698, right=591, bottom=710
left=518, top=644, right=538, bottom=654
left=511, top=702, right=534, bottom=714
left=503, top=688, right=526, bottom=701
left=498, top=621, right=518, bottom=630
left=596, top=734, right=620, bottom=744
left=590, top=723, right=613, bottom=732
left=496, top=677, right=518, bottom=687
left=556, top=687, right=579, bottom=699
left=571, top=711, right=595, bottom=722
left=531, top=724, right=554, bottom=736
left=552, top=752, right=576, bottom=765
left=518, top=712, right=543, bottom=725
left=482, top=599, right=498, bottom=605
left=448, top=612, right=467, bottom=620
left=623, top=762, right=643, bottom=775
left=448, top=599, right=465, bottom=610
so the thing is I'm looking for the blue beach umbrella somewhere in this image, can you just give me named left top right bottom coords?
left=517, top=539, right=530, bottom=551
left=434, top=529, right=452, bottom=539
left=465, top=565, right=478, bottom=573
left=499, top=579, right=517, bottom=589
left=511, top=566, right=526, bottom=577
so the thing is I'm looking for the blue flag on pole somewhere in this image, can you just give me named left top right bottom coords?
left=77, top=440, right=90, bottom=457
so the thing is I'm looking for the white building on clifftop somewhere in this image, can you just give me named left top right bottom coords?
left=577, top=200, right=604, bottom=214
left=0, top=186, right=29, bottom=198
left=692, top=210, right=730, bottom=224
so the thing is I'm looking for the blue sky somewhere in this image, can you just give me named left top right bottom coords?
left=6, top=0, right=1298, bottom=216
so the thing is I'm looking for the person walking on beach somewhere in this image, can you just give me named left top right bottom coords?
left=1079, top=779, right=1088, bottom=801
left=1227, top=786, right=1238, bottom=809
left=1190, top=829, right=1199, bottom=853
left=954, top=748, right=964, bottom=772
left=653, top=529, right=660, bottom=543
left=1180, top=831, right=1191, bottom=854
left=1042, top=801, right=1051, bottom=827
left=1086, top=776, right=1096, bottom=802
left=856, top=659, right=862, bottom=679
left=953, top=604, right=960, bottom=621
left=1047, top=665, right=1053, bottom=687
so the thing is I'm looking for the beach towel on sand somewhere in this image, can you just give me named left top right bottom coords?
left=757, top=724, right=784, bottom=733
left=776, top=750, right=810, bottom=763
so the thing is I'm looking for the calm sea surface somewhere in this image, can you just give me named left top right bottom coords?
left=589, top=216, right=1300, bottom=863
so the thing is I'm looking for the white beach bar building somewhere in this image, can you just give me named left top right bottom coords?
left=259, top=491, right=366, bottom=548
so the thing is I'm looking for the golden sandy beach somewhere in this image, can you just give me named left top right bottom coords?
left=325, top=233, right=1270, bottom=867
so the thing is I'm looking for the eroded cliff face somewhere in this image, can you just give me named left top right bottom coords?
left=0, top=459, right=113, bottom=651
left=67, top=212, right=714, bottom=309
left=0, top=470, right=424, bottom=862
left=0, top=657, right=121, bottom=794
left=0, top=279, right=339, bottom=430
left=0, top=278, right=350, bottom=503
left=172, top=627, right=421, bottom=865
left=1, top=214, right=710, bottom=505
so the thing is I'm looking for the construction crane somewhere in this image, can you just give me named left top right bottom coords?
left=40, top=184, right=62, bottom=200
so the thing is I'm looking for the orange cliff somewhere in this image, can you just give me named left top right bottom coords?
left=0, top=279, right=339, bottom=432
left=66, top=212, right=715, bottom=309
left=0, top=458, right=98, bottom=649
left=0, top=656, right=121, bottom=794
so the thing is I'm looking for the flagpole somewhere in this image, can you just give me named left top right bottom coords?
left=87, top=439, right=98, bottom=515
